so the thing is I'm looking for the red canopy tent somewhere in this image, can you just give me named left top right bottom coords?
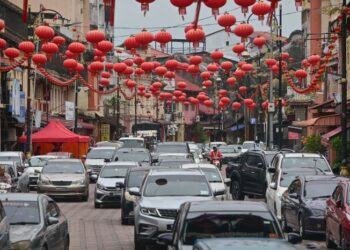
left=19, top=120, right=90, bottom=158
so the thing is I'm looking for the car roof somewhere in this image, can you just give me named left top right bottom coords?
left=119, top=137, right=144, bottom=140
left=31, top=155, right=59, bottom=159
left=90, top=147, right=116, bottom=150
left=129, top=166, right=155, bottom=172
left=117, top=148, right=149, bottom=153
left=300, top=175, right=346, bottom=182
left=149, top=168, right=203, bottom=176
left=157, top=142, right=187, bottom=145
left=158, top=153, right=188, bottom=156
left=182, top=163, right=217, bottom=169
left=0, top=193, right=42, bottom=202
left=46, top=159, right=81, bottom=163
left=188, top=201, right=270, bottom=213
left=282, top=153, right=323, bottom=158
left=0, top=152, right=21, bottom=155
left=105, top=161, right=139, bottom=166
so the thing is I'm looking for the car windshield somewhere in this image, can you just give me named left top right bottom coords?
left=116, top=152, right=150, bottom=162
left=159, top=160, right=193, bottom=168
left=2, top=201, right=40, bottom=225
left=201, top=168, right=222, bottom=183
left=120, top=140, right=144, bottom=148
left=100, top=165, right=130, bottom=178
left=219, top=147, right=236, bottom=153
left=87, top=149, right=115, bottom=159
left=127, top=170, right=149, bottom=188
left=144, top=175, right=211, bottom=197
left=0, top=156, right=19, bottom=163
left=158, top=155, right=188, bottom=161
left=243, top=142, right=264, bottom=150
left=157, top=145, right=188, bottom=153
left=183, top=212, right=281, bottom=245
left=304, top=181, right=338, bottom=199
left=282, top=157, right=331, bottom=172
left=42, top=162, right=84, bottom=174
left=29, top=157, right=52, bottom=167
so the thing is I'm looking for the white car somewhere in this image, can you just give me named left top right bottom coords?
left=85, top=146, right=118, bottom=177
left=181, top=163, right=228, bottom=200
left=266, top=167, right=322, bottom=220
left=26, top=155, right=59, bottom=189
left=241, top=141, right=265, bottom=153
left=118, top=137, right=145, bottom=148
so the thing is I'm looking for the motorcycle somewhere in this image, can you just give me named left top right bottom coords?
left=211, top=158, right=222, bottom=170
left=0, top=182, right=11, bottom=193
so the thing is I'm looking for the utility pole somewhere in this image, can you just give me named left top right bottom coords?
left=277, top=5, right=283, bottom=150
left=74, top=80, right=78, bottom=133
left=134, top=87, right=137, bottom=136
left=26, top=7, right=33, bottom=155
left=340, top=0, right=349, bottom=176
left=116, top=79, right=120, bottom=139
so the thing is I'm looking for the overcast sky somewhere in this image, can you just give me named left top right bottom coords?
left=113, top=0, right=302, bottom=45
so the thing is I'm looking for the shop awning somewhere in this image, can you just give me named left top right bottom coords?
left=321, top=122, right=350, bottom=146
left=292, top=114, right=340, bottom=128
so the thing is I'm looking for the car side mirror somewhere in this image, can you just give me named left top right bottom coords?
left=289, top=193, right=299, bottom=199
left=269, top=182, right=277, bottom=190
left=116, top=182, right=125, bottom=189
left=34, top=169, right=41, bottom=174
left=152, top=158, right=158, bottom=164
left=114, top=157, right=119, bottom=161
left=287, top=233, right=302, bottom=244
left=336, top=200, right=343, bottom=208
left=90, top=174, right=98, bottom=182
left=157, top=233, right=173, bottom=246
left=17, top=172, right=22, bottom=177
left=24, top=163, right=29, bottom=168
left=128, top=187, right=141, bottom=196
left=267, top=167, right=276, bottom=173
left=214, top=189, right=225, bottom=196
left=47, top=216, right=59, bottom=225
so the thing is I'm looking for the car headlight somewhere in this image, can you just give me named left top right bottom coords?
left=38, top=176, right=50, bottom=185
left=72, top=179, right=85, bottom=185
left=125, top=191, right=135, bottom=202
left=140, top=207, right=158, bottom=216
left=96, top=183, right=105, bottom=190
left=10, top=240, right=31, bottom=250
left=310, top=209, right=324, bottom=217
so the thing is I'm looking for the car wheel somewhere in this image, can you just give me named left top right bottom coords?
left=325, top=224, right=337, bottom=249
left=64, top=236, right=70, bottom=250
left=298, top=215, right=306, bottom=239
left=230, top=180, right=244, bottom=200
left=94, top=202, right=100, bottom=208
left=82, top=190, right=89, bottom=202
left=134, top=227, right=146, bottom=250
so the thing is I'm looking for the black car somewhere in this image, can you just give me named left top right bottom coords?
left=114, top=148, right=153, bottom=166
left=120, top=166, right=153, bottom=225
left=158, top=200, right=302, bottom=249
left=281, top=175, right=346, bottom=238
left=0, top=193, right=69, bottom=250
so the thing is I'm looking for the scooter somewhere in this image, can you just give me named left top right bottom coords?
left=212, top=158, right=222, bottom=170
left=0, top=182, right=12, bottom=193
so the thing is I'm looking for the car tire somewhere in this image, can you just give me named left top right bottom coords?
left=94, top=202, right=100, bottom=208
left=82, top=190, right=89, bottom=202
left=134, top=227, right=146, bottom=250
left=230, top=180, right=244, bottom=200
left=64, top=236, right=70, bottom=250
left=325, top=224, right=337, bottom=249
left=298, top=215, right=306, bottom=239
left=121, top=211, right=128, bottom=225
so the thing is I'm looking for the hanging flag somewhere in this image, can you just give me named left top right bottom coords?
left=22, top=0, right=28, bottom=23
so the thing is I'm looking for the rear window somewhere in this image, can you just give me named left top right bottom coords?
left=282, top=157, right=331, bottom=172
left=87, top=149, right=115, bottom=159
left=304, top=181, right=338, bottom=199
left=156, top=145, right=188, bottom=153
left=120, top=139, right=144, bottom=148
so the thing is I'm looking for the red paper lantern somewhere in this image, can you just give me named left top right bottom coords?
left=189, top=97, right=199, bottom=105
left=97, top=40, right=113, bottom=53
left=126, top=79, right=137, bottom=89
left=113, top=62, right=127, bottom=74
left=35, top=25, right=55, bottom=42
left=261, top=100, right=269, bottom=109
left=218, top=12, right=236, bottom=33
left=239, top=86, right=248, bottom=93
left=233, top=22, right=254, bottom=42
left=185, top=29, right=205, bottom=49
left=244, top=98, right=254, bottom=106
left=63, top=59, right=78, bottom=70
left=165, top=59, right=179, bottom=71
left=155, top=29, right=172, bottom=50
left=68, top=42, right=85, bottom=54
left=41, top=42, right=59, bottom=56
left=164, top=92, right=173, bottom=99
left=173, top=90, right=183, bottom=97
left=203, top=0, right=227, bottom=18
left=187, top=65, right=200, bottom=75
left=101, top=71, right=111, bottom=78
left=138, top=91, right=145, bottom=97
left=207, top=63, right=219, bottom=73
left=140, top=62, right=154, bottom=73
left=204, top=99, right=214, bottom=107
left=219, top=89, right=228, bottom=96
left=233, top=69, right=246, bottom=78
left=178, top=95, right=186, bottom=102
left=4, top=48, right=20, bottom=60
left=189, top=55, right=202, bottom=65
left=211, top=50, right=224, bottom=62
left=234, top=0, right=256, bottom=15
left=308, top=54, right=321, bottom=66
left=241, top=63, right=253, bottom=72
left=183, top=101, right=190, bottom=107
left=220, top=96, right=230, bottom=104
left=197, top=94, right=208, bottom=102
left=32, top=53, right=47, bottom=66
left=65, top=50, right=77, bottom=59
left=135, top=29, right=154, bottom=49
left=202, top=80, right=213, bottom=88
left=281, top=52, right=289, bottom=60
left=302, top=60, right=310, bottom=69
left=0, top=19, right=4, bottom=31
left=155, top=66, right=167, bottom=76
left=124, top=36, right=139, bottom=52
left=253, top=36, right=267, bottom=49
left=138, top=85, right=146, bottom=91
left=227, top=77, right=237, bottom=86
left=251, top=1, right=271, bottom=22
left=265, top=58, right=277, bottom=68
left=86, top=30, right=105, bottom=44
left=271, top=64, right=279, bottom=74
left=52, top=36, right=66, bottom=47
left=232, top=101, right=241, bottom=110
left=0, top=38, right=7, bottom=50
left=221, top=61, right=233, bottom=72
left=200, top=71, right=211, bottom=80
left=18, top=41, right=35, bottom=54
left=153, top=61, right=161, bottom=68
left=184, top=24, right=203, bottom=33
left=136, top=0, right=155, bottom=13
left=152, top=81, right=163, bottom=89
left=133, top=56, right=144, bottom=66
left=135, top=68, right=145, bottom=76
left=144, top=93, right=152, bottom=99
left=232, top=43, right=246, bottom=56
left=177, top=81, right=187, bottom=89
left=165, top=71, right=175, bottom=79
left=294, top=69, right=308, bottom=81
left=90, top=61, right=104, bottom=72
left=100, top=78, right=110, bottom=87
left=123, top=67, right=134, bottom=76
left=170, top=0, right=194, bottom=16
left=124, top=59, right=134, bottom=66
left=105, top=62, right=113, bottom=71
left=248, top=102, right=256, bottom=110
left=75, top=63, right=84, bottom=73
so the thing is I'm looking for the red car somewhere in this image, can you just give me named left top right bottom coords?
left=325, top=180, right=350, bottom=249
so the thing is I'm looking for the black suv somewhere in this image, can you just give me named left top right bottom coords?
left=226, top=150, right=276, bottom=200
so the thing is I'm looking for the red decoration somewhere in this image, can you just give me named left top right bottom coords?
left=265, top=58, right=277, bottom=68
left=177, top=81, right=187, bottom=89
left=4, top=48, right=20, bottom=60
left=68, top=42, right=85, bottom=54
left=232, top=101, right=241, bottom=110
left=86, top=30, right=105, bottom=44
left=100, top=78, right=110, bottom=87
left=200, top=71, right=211, bottom=80
left=211, top=50, right=224, bottom=62
left=165, top=71, right=175, bottom=79
left=75, top=63, right=84, bottom=73
left=197, top=94, right=208, bottom=102
left=184, top=24, right=203, bottom=33
left=232, top=43, right=246, bottom=56
left=63, top=59, right=78, bottom=70
left=220, top=96, right=230, bottom=104
left=207, top=63, right=219, bottom=73
left=0, top=39, right=7, bottom=50
left=301, top=59, right=310, bottom=69
left=0, top=19, right=4, bottom=31
left=253, top=36, right=267, bottom=49
left=239, top=86, right=248, bottom=93
left=113, top=62, right=127, bottom=74
left=35, top=25, right=55, bottom=42
left=185, top=29, right=205, bottom=49
left=189, top=97, right=199, bottom=105
left=126, top=79, right=137, bottom=89
left=203, top=0, right=227, bottom=18
left=294, top=69, right=308, bottom=81
left=124, top=59, right=134, bottom=66
left=170, top=0, right=194, bottom=17
left=97, top=40, right=113, bottom=53
left=135, top=0, right=155, bottom=14
left=221, top=61, right=233, bottom=72
left=202, top=80, right=213, bottom=88
left=155, top=66, right=167, bottom=76
left=18, top=41, right=35, bottom=54
left=123, top=67, right=134, bottom=77
left=261, top=101, right=269, bottom=109
left=135, top=29, right=154, bottom=49
left=251, top=1, right=271, bottom=22
left=135, top=68, right=145, bottom=76
left=244, top=98, right=254, bottom=106
left=173, top=90, right=183, bottom=97
left=234, top=0, right=256, bottom=15
left=233, top=69, right=246, bottom=78
left=153, top=61, right=161, bottom=68
left=89, top=61, right=104, bottom=73
left=124, top=36, right=139, bottom=52
left=133, top=57, right=144, bottom=66
left=140, top=62, right=154, bottom=73
left=233, top=22, right=254, bottom=42
left=241, top=63, right=253, bottom=72
left=52, top=36, right=66, bottom=47
left=155, top=29, right=172, bottom=50
left=227, top=77, right=237, bottom=86
left=204, top=99, right=214, bottom=107
left=32, top=53, right=47, bottom=66
left=152, top=81, right=163, bottom=89
left=281, top=52, right=289, bottom=60
left=183, top=101, right=190, bottom=107
left=189, top=55, right=202, bottom=65
left=218, top=12, right=236, bottom=33
left=165, top=59, right=179, bottom=71
left=308, top=54, right=321, bottom=67
left=105, top=63, right=113, bottom=71
left=101, top=71, right=111, bottom=78
left=187, top=65, right=200, bottom=76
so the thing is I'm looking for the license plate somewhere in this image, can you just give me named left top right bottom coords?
left=56, top=187, right=67, bottom=191
left=109, top=192, right=118, bottom=196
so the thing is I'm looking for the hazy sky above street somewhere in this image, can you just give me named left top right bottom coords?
left=113, top=0, right=302, bottom=45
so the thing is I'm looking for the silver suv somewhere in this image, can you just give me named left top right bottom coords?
left=130, top=168, right=223, bottom=250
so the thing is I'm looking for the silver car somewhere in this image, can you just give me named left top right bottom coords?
left=26, top=155, right=59, bottom=189
left=131, top=168, right=223, bottom=249
left=94, top=161, right=139, bottom=208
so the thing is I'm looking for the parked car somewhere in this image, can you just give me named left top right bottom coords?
left=281, top=175, right=346, bottom=238
left=26, top=155, right=59, bottom=190
left=242, top=141, right=265, bottom=152
left=85, top=146, right=118, bottom=177
left=325, top=179, right=350, bottom=249
left=158, top=153, right=193, bottom=162
left=115, top=148, right=152, bottom=166
left=121, top=166, right=153, bottom=225
left=181, top=163, right=228, bottom=200
left=152, top=142, right=190, bottom=160
left=219, top=146, right=240, bottom=164
left=0, top=193, right=69, bottom=250
left=266, top=167, right=323, bottom=220
left=118, top=137, right=145, bottom=148
left=0, top=161, right=29, bottom=193
left=158, top=201, right=302, bottom=249
left=193, top=238, right=299, bottom=250
left=37, top=159, right=90, bottom=201
left=0, top=198, right=10, bottom=249
left=95, top=140, right=124, bottom=148
left=46, top=152, right=73, bottom=158
left=94, top=161, right=139, bottom=208
left=0, top=151, right=26, bottom=173
left=132, top=168, right=223, bottom=249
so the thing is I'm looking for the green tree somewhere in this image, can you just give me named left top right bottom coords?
left=304, top=134, right=325, bottom=154
left=193, top=123, right=208, bottom=143
left=330, top=136, right=350, bottom=174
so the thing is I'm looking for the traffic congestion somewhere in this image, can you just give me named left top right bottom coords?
left=0, top=138, right=346, bottom=249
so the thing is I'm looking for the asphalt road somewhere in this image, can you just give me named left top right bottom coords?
left=56, top=183, right=328, bottom=250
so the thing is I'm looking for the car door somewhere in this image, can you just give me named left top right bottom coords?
left=241, top=154, right=266, bottom=194
left=51, top=201, right=68, bottom=249
left=334, top=186, right=345, bottom=243
left=266, top=169, right=279, bottom=211
left=283, top=180, right=298, bottom=227
left=289, top=179, right=302, bottom=228
left=326, top=185, right=341, bottom=242
left=0, top=201, right=9, bottom=250
left=43, top=199, right=62, bottom=250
